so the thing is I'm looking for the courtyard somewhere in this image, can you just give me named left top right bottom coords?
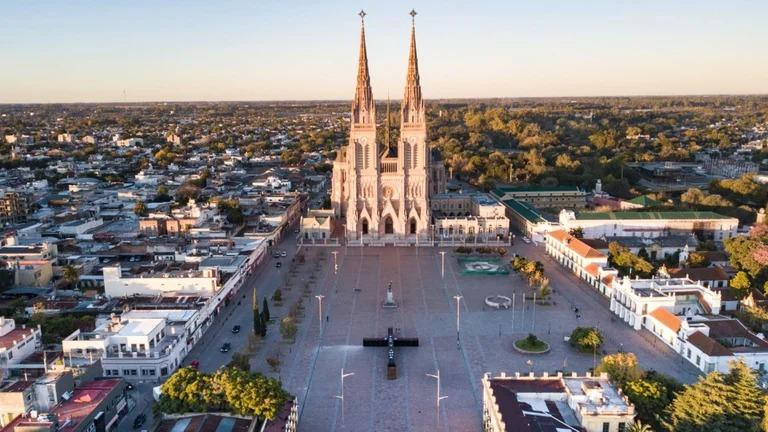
left=275, top=245, right=700, bottom=432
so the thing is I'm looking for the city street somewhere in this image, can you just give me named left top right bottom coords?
left=116, top=229, right=302, bottom=432
left=118, top=236, right=701, bottom=432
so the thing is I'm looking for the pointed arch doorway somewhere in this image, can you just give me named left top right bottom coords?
left=384, top=216, right=394, bottom=234
left=409, top=218, right=417, bottom=235
left=361, top=219, right=369, bottom=235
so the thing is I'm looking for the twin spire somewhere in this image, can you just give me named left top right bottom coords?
left=352, top=10, right=424, bottom=127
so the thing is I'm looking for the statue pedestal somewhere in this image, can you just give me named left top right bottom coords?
left=382, top=290, right=398, bottom=308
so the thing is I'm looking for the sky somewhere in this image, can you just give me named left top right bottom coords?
left=1, top=0, right=767, bottom=103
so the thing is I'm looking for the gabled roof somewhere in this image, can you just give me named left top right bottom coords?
left=648, top=308, right=682, bottom=333
left=548, top=230, right=606, bottom=259
left=687, top=331, right=732, bottom=357
left=668, top=267, right=729, bottom=281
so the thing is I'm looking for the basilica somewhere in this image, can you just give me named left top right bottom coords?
left=330, top=13, right=447, bottom=239
left=301, top=13, right=509, bottom=243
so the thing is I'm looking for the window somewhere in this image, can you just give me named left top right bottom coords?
left=105, top=370, right=111, bottom=376
left=122, top=369, right=131, bottom=376
left=161, top=367, right=168, bottom=376
left=602, top=423, right=610, bottom=432
left=618, top=423, right=626, bottom=432
left=130, top=369, right=137, bottom=376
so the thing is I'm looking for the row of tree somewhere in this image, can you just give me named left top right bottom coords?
left=156, top=367, right=288, bottom=420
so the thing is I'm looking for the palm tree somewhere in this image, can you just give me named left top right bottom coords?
left=627, top=421, right=653, bottom=432
left=62, top=265, right=79, bottom=288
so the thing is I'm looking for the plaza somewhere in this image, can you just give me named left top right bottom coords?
left=277, top=244, right=700, bottom=431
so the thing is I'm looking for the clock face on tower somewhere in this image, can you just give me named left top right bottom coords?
left=360, top=137, right=367, bottom=144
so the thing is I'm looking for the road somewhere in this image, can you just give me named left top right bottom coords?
left=117, top=229, right=302, bottom=432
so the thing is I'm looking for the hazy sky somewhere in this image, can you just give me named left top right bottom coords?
left=1, top=0, right=767, bottom=103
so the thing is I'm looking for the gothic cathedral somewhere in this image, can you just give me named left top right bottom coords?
left=331, top=12, right=446, bottom=239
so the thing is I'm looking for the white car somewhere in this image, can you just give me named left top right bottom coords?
left=522, top=237, right=531, bottom=244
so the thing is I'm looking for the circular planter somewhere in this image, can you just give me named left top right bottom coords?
left=513, top=339, right=551, bottom=354
left=485, top=295, right=512, bottom=309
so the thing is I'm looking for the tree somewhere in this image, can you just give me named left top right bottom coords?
left=262, top=297, right=270, bottom=322
left=272, top=288, right=283, bottom=303
left=155, top=185, right=172, bottom=202
left=158, top=367, right=288, bottom=420
left=133, top=200, right=148, bottom=217
left=280, top=316, right=297, bottom=340
left=687, top=252, right=710, bottom=268
left=731, top=271, right=752, bottom=298
left=62, top=265, right=79, bottom=288
left=595, top=352, right=643, bottom=387
left=569, top=327, right=604, bottom=353
left=608, top=242, right=654, bottom=277
left=662, top=360, right=764, bottom=432
left=568, top=227, right=584, bottom=238
left=227, top=353, right=251, bottom=372
left=624, top=378, right=670, bottom=429
left=627, top=421, right=653, bottom=432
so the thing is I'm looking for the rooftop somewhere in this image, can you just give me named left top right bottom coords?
left=575, top=211, right=733, bottom=221
left=52, top=378, right=123, bottom=432
left=155, top=414, right=256, bottom=432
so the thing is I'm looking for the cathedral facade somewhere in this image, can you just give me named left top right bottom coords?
left=331, top=15, right=446, bottom=239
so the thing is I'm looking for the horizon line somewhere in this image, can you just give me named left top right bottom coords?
left=2, top=92, right=768, bottom=106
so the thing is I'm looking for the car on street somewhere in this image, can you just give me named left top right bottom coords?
left=280, top=251, right=287, bottom=257
left=133, top=414, right=146, bottom=429
left=189, top=360, right=200, bottom=369
left=232, top=325, right=241, bottom=334
left=522, top=236, right=531, bottom=244
left=220, top=343, right=231, bottom=353
left=294, top=229, right=300, bottom=234
left=272, top=251, right=281, bottom=258
left=125, top=383, right=135, bottom=391
left=275, top=261, right=282, bottom=268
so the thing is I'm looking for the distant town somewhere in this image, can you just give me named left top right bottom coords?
left=1, top=6, right=768, bottom=430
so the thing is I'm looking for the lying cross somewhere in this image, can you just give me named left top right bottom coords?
left=363, top=327, right=419, bottom=379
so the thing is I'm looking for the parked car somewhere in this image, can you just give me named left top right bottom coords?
left=125, top=382, right=135, bottom=391
left=133, top=414, right=146, bottom=429
left=189, top=360, right=200, bottom=369
left=275, top=261, right=282, bottom=268
left=232, top=325, right=241, bottom=334
left=220, top=343, right=231, bottom=353
left=280, top=251, right=287, bottom=257
left=272, top=251, right=281, bottom=258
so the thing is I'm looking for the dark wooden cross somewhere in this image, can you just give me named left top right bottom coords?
left=363, top=327, right=419, bottom=380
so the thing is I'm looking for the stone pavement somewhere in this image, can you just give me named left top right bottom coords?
left=249, top=244, right=700, bottom=432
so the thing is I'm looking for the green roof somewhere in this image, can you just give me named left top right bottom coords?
left=625, top=195, right=662, bottom=207
left=575, top=211, right=733, bottom=221
left=492, top=185, right=582, bottom=195
left=501, top=198, right=547, bottom=223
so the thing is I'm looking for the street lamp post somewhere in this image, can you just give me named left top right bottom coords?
left=440, top=251, right=446, bottom=279
left=426, top=369, right=448, bottom=425
left=315, top=295, right=324, bottom=331
left=335, top=368, right=354, bottom=425
left=453, top=294, right=463, bottom=348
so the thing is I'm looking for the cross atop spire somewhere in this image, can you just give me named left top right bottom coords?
left=409, top=9, right=417, bottom=25
left=352, top=10, right=374, bottom=126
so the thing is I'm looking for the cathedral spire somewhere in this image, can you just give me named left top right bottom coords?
left=352, top=10, right=374, bottom=126
left=385, top=93, right=391, bottom=149
left=401, top=9, right=424, bottom=125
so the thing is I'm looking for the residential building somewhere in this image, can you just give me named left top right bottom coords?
left=0, top=319, right=42, bottom=373
left=482, top=372, right=635, bottom=432
left=0, top=193, right=29, bottom=226
left=62, top=311, right=199, bottom=382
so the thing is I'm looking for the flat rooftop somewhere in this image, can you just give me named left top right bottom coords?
left=575, top=210, right=733, bottom=220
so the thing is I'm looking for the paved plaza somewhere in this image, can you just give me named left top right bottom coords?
left=274, top=245, right=700, bottom=432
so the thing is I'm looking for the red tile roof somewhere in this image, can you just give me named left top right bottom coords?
left=0, top=328, right=36, bottom=351
left=648, top=308, right=682, bottom=333
left=584, top=263, right=600, bottom=278
left=53, top=378, right=123, bottom=432
left=548, top=230, right=606, bottom=259
left=687, top=331, right=732, bottom=357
